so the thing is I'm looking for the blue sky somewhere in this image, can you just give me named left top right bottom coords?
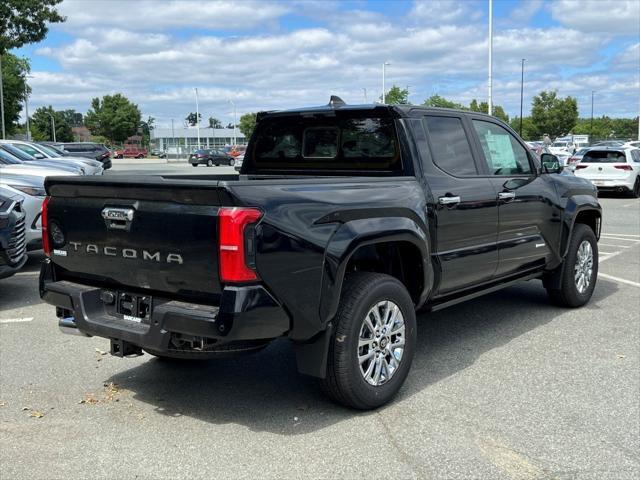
left=15, top=0, right=640, bottom=127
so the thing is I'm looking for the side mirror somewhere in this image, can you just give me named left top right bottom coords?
left=33, top=153, right=45, bottom=159
left=540, top=153, right=562, bottom=174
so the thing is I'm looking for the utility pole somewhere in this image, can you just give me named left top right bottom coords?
left=46, top=111, right=56, bottom=142
left=228, top=99, right=236, bottom=147
left=382, top=62, right=390, bottom=104
left=487, top=0, right=493, bottom=115
left=362, top=87, right=367, bottom=103
left=0, top=55, right=5, bottom=139
left=171, top=118, right=175, bottom=158
left=590, top=91, right=595, bottom=143
left=519, top=59, right=525, bottom=137
left=194, top=87, right=200, bottom=150
left=24, top=85, right=31, bottom=141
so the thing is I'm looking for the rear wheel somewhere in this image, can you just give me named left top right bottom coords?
left=207, top=159, right=213, bottom=167
left=320, top=272, right=416, bottom=410
left=546, top=223, right=598, bottom=307
left=229, top=158, right=235, bottom=166
left=191, top=163, right=198, bottom=167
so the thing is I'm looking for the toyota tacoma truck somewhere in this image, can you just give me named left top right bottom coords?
left=39, top=99, right=601, bottom=409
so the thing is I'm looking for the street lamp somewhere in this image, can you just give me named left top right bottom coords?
left=590, top=91, right=595, bottom=143
left=194, top=87, right=200, bottom=150
left=487, top=0, right=493, bottom=115
left=519, top=59, right=525, bottom=137
left=228, top=99, right=236, bottom=147
left=46, top=111, right=56, bottom=142
left=362, top=87, right=367, bottom=103
left=0, top=55, right=5, bottom=139
left=24, top=75, right=34, bottom=141
left=382, top=62, right=390, bottom=104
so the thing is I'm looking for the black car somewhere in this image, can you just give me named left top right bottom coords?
left=0, top=188, right=27, bottom=279
left=39, top=99, right=602, bottom=409
left=189, top=148, right=235, bottom=167
left=48, top=142, right=112, bottom=169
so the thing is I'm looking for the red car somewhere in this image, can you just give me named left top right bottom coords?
left=114, top=146, right=147, bottom=159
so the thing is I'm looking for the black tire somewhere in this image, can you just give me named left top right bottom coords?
left=546, top=224, right=598, bottom=307
left=631, top=178, right=640, bottom=198
left=191, top=163, right=198, bottom=167
left=320, top=272, right=416, bottom=410
left=206, top=159, right=213, bottom=167
left=229, top=158, right=235, bottom=167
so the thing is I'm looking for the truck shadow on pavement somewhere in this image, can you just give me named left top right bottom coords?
left=107, top=279, right=618, bottom=435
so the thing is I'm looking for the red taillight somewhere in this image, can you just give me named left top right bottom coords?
left=568, top=157, right=577, bottom=164
left=218, top=207, right=262, bottom=283
left=575, top=165, right=588, bottom=169
left=614, top=165, right=632, bottom=171
left=42, top=196, right=51, bottom=257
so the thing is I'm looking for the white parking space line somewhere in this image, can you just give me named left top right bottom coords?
left=601, top=233, right=640, bottom=238
left=14, top=271, right=40, bottom=276
left=0, top=317, right=34, bottom=324
left=598, top=243, right=631, bottom=248
left=599, top=273, right=640, bottom=288
left=600, top=250, right=630, bottom=262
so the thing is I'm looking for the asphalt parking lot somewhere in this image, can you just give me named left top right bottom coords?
left=1, top=162, right=639, bottom=480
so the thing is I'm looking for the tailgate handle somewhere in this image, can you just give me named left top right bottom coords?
left=101, top=207, right=135, bottom=231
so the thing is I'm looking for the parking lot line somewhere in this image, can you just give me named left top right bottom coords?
left=0, top=317, right=34, bottom=324
left=601, top=233, right=640, bottom=238
left=598, top=273, right=640, bottom=288
left=598, top=243, right=631, bottom=248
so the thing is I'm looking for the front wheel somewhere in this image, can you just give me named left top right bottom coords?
left=229, top=158, right=235, bottom=167
left=207, top=159, right=213, bottom=167
left=546, top=223, right=598, bottom=307
left=320, top=272, right=416, bottom=410
left=631, top=177, right=640, bottom=198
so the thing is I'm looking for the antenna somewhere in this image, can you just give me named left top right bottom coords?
left=328, top=95, right=346, bottom=108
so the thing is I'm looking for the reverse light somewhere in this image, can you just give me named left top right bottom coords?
left=613, top=165, right=633, bottom=171
left=42, top=196, right=51, bottom=257
left=218, top=207, right=263, bottom=283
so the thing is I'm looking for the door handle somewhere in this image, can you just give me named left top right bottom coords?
left=498, top=191, right=516, bottom=201
left=438, top=196, right=461, bottom=205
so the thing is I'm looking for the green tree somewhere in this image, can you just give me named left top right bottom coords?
left=530, top=90, right=578, bottom=139
left=423, top=94, right=464, bottom=109
left=238, top=112, right=257, bottom=139
left=0, top=53, right=29, bottom=135
left=509, top=116, right=536, bottom=140
left=85, top=93, right=141, bottom=144
left=469, top=99, right=509, bottom=123
left=139, top=115, right=154, bottom=147
left=0, top=0, right=65, bottom=52
left=208, top=117, right=222, bottom=128
left=382, top=85, right=409, bottom=104
left=185, top=112, right=201, bottom=126
left=31, top=105, right=73, bottom=141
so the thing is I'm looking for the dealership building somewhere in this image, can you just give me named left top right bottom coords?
left=151, top=127, right=247, bottom=153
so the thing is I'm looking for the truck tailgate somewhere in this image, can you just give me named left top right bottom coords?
left=45, top=176, right=228, bottom=300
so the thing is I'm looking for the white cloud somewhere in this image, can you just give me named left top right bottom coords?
left=58, top=0, right=290, bottom=30
left=508, top=0, right=543, bottom=23
left=551, top=0, right=640, bottom=35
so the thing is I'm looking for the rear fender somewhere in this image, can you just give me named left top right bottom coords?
left=319, top=216, right=432, bottom=325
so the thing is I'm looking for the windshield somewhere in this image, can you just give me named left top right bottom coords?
left=582, top=150, right=626, bottom=163
left=0, top=148, right=22, bottom=164
left=552, top=142, right=568, bottom=147
left=45, top=144, right=67, bottom=155
left=249, top=110, right=400, bottom=172
left=37, top=144, right=61, bottom=157
left=1, top=144, right=36, bottom=161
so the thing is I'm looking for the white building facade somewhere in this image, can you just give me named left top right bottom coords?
left=151, top=127, right=247, bottom=153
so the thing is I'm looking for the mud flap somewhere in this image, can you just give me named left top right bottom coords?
left=294, top=323, right=333, bottom=379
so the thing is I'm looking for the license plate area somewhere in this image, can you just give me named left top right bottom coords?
left=117, top=292, right=152, bottom=323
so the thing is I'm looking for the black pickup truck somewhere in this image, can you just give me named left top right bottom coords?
left=40, top=99, right=601, bottom=409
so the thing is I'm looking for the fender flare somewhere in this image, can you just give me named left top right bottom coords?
left=559, top=197, right=602, bottom=259
left=318, top=216, right=432, bottom=326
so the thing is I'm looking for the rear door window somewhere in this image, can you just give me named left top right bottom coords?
left=423, top=116, right=477, bottom=176
left=631, top=150, right=640, bottom=163
left=582, top=150, right=626, bottom=163
left=472, top=120, right=532, bottom=175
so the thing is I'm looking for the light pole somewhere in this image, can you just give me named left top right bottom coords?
left=362, top=87, right=367, bottom=103
left=519, top=59, right=525, bottom=137
left=590, top=91, right=595, bottom=143
left=24, top=85, right=31, bottom=141
left=0, top=55, right=5, bottom=139
left=228, top=99, right=236, bottom=147
left=194, top=87, right=200, bottom=150
left=46, top=111, right=56, bottom=142
left=487, top=0, right=493, bottom=115
left=382, top=62, right=390, bottom=104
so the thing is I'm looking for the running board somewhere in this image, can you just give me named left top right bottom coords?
left=428, top=272, right=543, bottom=312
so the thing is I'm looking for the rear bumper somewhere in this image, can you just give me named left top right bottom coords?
left=39, top=259, right=290, bottom=352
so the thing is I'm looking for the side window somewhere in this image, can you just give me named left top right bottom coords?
left=631, top=150, right=640, bottom=163
left=424, top=116, right=477, bottom=176
left=472, top=120, right=533, bottom=175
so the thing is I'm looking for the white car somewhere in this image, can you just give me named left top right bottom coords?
left=0, top=140, right=103, bottom=175
left=0, top=169, right=79, bottom=250
left=574, top=147, right=640, bottom=197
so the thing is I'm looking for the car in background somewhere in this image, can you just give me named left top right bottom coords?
left=592, top=140, right=625, bottom=147
left=566, top=147, right=591, bottom=170
left=189, top=148, right=236, bottom=167
left=114, top=145, right=147, bottom=159
left=549, top=141, right=574, bottom=155
left=0, top=143, right=87, bottom=175
left=0, top=140, right=103, bottom=175
left=574, top=147, right=640, bottom=197
left=0, top=145, right=85, bottom=175
left=234, top=154, right=244, bottom=172
left=44, top=142, right=112, bottom=169
left=623, top=141, right=640, bottom=149
left=0, top=168, right=79, bottom=250
left=151, top=149, right=167, bottom=158
left=0, top=187, right=27, bottom=279
left=223, top=145, right=246, bottom=158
